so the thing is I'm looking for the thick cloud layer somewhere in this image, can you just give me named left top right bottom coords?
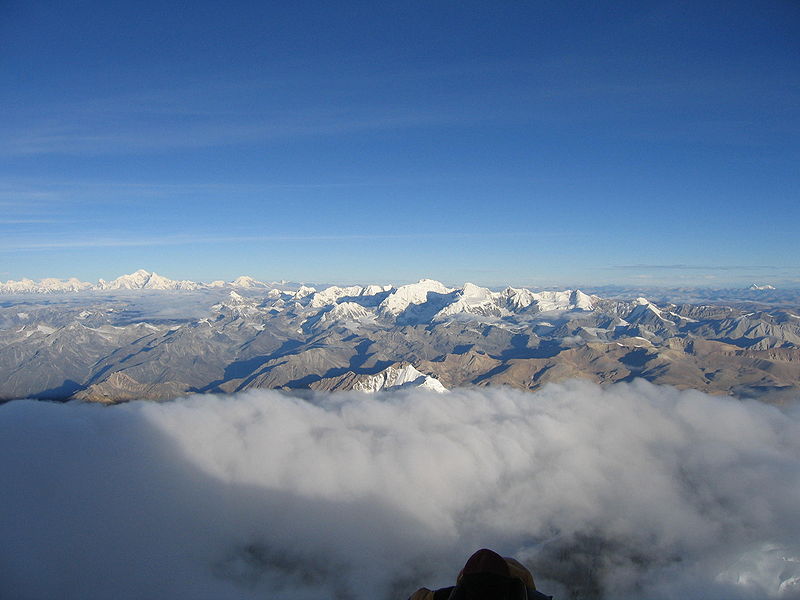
left=1, top=381, right=799, bottom=600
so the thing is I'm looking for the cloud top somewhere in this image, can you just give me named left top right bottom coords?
left=1, top=380, right=798, bottom=599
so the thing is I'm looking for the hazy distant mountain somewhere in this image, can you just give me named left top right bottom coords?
left=1, top=271, right=799, bottom=403
left=0, top=269, right=278, bottom=294
left=0, top=277, right=93, bottom=294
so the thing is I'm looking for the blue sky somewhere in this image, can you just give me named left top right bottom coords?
left=1, top=1, right=798, bottom=287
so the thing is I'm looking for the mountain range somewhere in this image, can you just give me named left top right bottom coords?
left=0, top=269, right=284, bottom=293
left=1, top=270, right=798, bottom=403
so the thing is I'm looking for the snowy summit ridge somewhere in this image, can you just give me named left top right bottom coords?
left=97, top=269, right=201, bottom=291
left=0, top=272, right=603, bottom=323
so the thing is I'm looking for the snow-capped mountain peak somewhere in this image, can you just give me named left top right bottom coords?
left=352, top=364, right=448, bottom=393
left=379, top=279, right=453, bottom=315
left=527, top=290, right=594, bottom=312
left=503, top=287, right=536, bottom=311
left=231, top=275, right=267, bottom=288
left=98, top=269, right=200, bottom=291
left=145, top=272, right=176, bottom=289
left=433, top=282, right=501, bottom=321
left=362, top=284, right=393, bottom=296
left=570, top=290, right=594, bottom=310
left=309, top=285, right=365, bottom=308
left=461, top=282, right=493, bottom=298
left=634, top=297, right=657, bottom=309
left=293, top=285, right=317, bottom=300
left=103, top=269, right=152, bottom=289
left=627, top=297, right=675, bottom=325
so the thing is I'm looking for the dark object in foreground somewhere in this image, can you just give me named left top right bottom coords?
left=408, top=548, right=553, bottom=600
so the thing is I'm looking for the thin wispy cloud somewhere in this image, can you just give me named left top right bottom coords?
left=1, top=66, right=488, bottom=155
left=613, top=264, right=781, bottom=271
left=0, top=86, right=468, bottom=157
left=0, top=231, right=536, bottom=252
left=7, top=52, right=792, bottom=158
left=1, top=179, right=397, bottom=197
left=0, top=219, right=64, bottom=225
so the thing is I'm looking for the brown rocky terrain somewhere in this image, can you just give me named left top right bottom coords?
left=2, top=278, right=799, bottom=403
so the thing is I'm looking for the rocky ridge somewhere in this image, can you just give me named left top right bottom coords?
left=1, top=271, right=799, bottom=403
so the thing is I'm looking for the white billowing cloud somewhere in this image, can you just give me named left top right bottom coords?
left=1, top=380, right=799, bottom=600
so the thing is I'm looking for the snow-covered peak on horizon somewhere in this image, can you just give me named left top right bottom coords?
left=379, top=279, right=453, bottom=316
left=461, top=282, right=493, bottom=297
left=429, top=285, right=596, bottom=322
left=0, top=277, right=93, bottom=294
left=97, top=269, right=151, bottom=290
left=749, top=283, right=776, bottom=291
left=432, top=282, right=501, bottom=321
left=231, top=275, right=268, bottom=288
left=502, top=287, right=537, bottom=311
left=308, top=284, right=394, bottom=308
left=97, top=269, right=200, bottom=291
left=309, top=285, right=365, bottom=308
left=363, top=284, right=393, bottom=296
left=529, top=290, right=595, bottom=312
